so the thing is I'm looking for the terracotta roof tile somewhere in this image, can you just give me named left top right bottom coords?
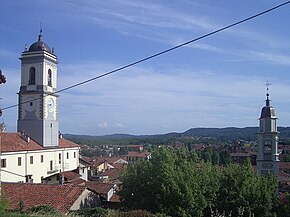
left=280, top=162, right=290, bottom=170
left=127, top=151, right=151, bottom=158
left=62, top=171, right=81, bottom=180
left=85, top=182, right=114, bottom=195
left=0, top=132, right=79, bottom=153
left=2, top=182, right=86, bottom=213
left=83, top=156, right=127, bottom=167
left=59, top=138, right=80, bottom=149
left=110, top=194, right=120, bottom=202
left=102, top=168, right=122, bottom=178
left=61, top=171, right=85, bottom=185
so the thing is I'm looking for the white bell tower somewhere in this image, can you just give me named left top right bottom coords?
left=256, top=83, right=279, bottom=177
left=18, top=32, right=59, bottom=147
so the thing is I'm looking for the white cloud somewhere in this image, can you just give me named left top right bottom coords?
left=248, top=51, right=290, bottom=66
left=98, top=121, right=125, bottom=129
left=99, top=122, right=109, bottom=128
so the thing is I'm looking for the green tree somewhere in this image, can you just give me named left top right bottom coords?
left=0, top=192, right=8, bottom=215
left=219, top=149, right=232, bottom=166
left=212, top=151, right=220, bottom=165
left=277, top=193, right=290, bottom=217
left=119, top=146, right=129, bottom=156
left=120, top=148, right=278, bottom=217
left=214, top=160, right=278, bottom=217
left=120, top=148, right=220, bottom=217
left=200, top=147, right=213, bottom=163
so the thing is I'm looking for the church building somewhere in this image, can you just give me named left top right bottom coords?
left=0, top=33, right=80, bottom=183
left=256, top=88, right=279, bottom=177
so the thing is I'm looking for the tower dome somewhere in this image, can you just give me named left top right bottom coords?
left=260, top=93, right=276, bottom=119
left=28, top=34, right=51, bottom=53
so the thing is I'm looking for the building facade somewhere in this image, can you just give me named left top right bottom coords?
left=256, top=91, right=279, bottom=176
left=0, top=33, right=80, bottom=183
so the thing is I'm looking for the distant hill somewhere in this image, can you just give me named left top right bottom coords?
left=183, top=127, right=258, bottom=140
left=64, top=127, right=290, bottom=145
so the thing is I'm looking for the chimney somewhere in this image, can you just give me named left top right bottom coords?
left=19, top=131, right=30, bottom=142
left=59, top=131, right=63, bottom=139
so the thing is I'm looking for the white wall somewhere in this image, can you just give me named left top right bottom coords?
left=1, top=147, right=80, bottom=183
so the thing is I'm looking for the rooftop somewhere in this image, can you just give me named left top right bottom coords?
left=127, top=151, right=151, bottom=158
left=2, top=182, right=86, bottom=213
left=0, top=132, right=79, bottom=153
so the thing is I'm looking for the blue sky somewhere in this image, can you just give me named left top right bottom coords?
left=0, top=0, right=290, bottom=136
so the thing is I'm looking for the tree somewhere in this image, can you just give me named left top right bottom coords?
left=119, top=146, right=129, bottom=156
left=120, top=148, right=221, bottom=217
left=212, top=151, right=220, bottom=165
left=278, top=193, right=290, bottom=217
left=214, top=160, right=278, bottom=217
left=120, top=148, right=278, bottom=217
left=219, top=149, right=232, bottom=166
left=200, top=147, right=213, bottom=163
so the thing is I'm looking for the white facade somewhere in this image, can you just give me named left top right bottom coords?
left=79, top=159, right=90, bottom=181
left=1, top=145, right=79, bottom=183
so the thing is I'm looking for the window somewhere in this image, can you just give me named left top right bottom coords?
left=48, top=69, right=52, bottom=86
left=1, top=159, right=6, bottom=168
left=29, top=67, right=36, bottom=85
left=67, top=152, right=69, bottom=159
left=264, top=141, right=272, bottom=160
left=264, top=141, right=272, bottom=154
left=59, top=153, right=61, bottom=164
left=74, top=152, right=76, bottom=158
left=41, top=155, right=44, bottom=163
left=50, top=160, right=53, bottom=171
left=30, top=156, right=33, bottom=164
left=18, top=157, right=21, bottom=166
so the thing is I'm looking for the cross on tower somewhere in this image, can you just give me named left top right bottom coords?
left=266, top=81, right=272, bottom=93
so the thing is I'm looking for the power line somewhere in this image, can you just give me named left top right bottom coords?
left=1, top=0, right=290, bottom=111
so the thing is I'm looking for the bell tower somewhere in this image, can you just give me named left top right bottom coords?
left=17, top=32, right=59, bottom=147
left=256, top=83, right=279, bottom=177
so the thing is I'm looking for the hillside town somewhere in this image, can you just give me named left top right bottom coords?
left=1, top=3, right=290, bottom=216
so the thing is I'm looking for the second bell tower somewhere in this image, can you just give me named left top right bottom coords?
left=18, top=33, right=59, bottom=147
left=256, top=85, right=279, bottom=177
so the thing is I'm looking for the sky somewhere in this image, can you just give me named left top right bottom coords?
left=0, top=0, right=290, bottom=136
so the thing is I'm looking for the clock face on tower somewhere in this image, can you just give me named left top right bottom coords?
left=47, top=97, right=54, bottom=113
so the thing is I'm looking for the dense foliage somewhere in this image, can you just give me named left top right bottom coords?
left=71, top=207, right=167, bottom=217
left=119, top=148, right=279, bottom=217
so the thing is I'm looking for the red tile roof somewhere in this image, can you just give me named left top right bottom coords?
left=127, top=151, right=151, bottom=158
left=82, top=156, right=127, bottom=167
left=2, top=182, right=86, bottom=213
left=59, top=138, right=80, bottom=149
left=280, top=162, right=290, bottom=170
left=110, top=194, right=120, bottom=202
left=60, top=171, right=85, bottom=185
left=62, top=171, right=80, bottom=180
left=102, top=168, right=122, bottom=179
left=0, top=132, right=79, bottom=153
left=85, top=182, right=114, bottom=195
